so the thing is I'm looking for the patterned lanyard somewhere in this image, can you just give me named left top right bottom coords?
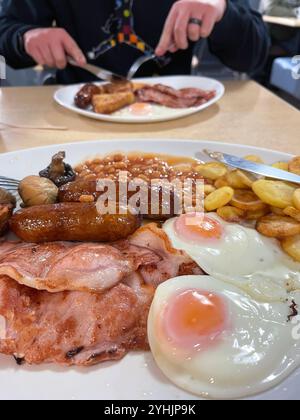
left=88, top=0, right=155, bottom=60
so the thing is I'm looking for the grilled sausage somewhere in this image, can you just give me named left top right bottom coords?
left=74, top=84, right=101, bottom=109
left=58, top=180, right=177, bottom=220
left=10, top=203, right=141, bottom=243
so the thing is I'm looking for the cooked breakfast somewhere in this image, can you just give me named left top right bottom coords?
left=0, top=148, right=300, bottom=400
left=74, top=81, right=217, bottom=115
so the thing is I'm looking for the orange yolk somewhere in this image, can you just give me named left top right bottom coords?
left=129, top=103, right=153, bottom=116
left=175, top=213, right=223, bottom=241
left=161, top=289, right=228, bottom=351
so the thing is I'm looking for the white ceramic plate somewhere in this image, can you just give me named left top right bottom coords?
left=54, top=76, right=225, bottom=124
left=0, top=139, right=299, bottom=401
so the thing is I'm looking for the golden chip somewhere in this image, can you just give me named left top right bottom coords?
left=217, top=206, right=245, bottom=223
left=244, top=155, right=264, bottom=164
left=231, top=189, right=267, bottom=212
left=289, top=156, right=300, bottom=175
left=252, top=180, right=295, bottom=209
left=195, top=162, right=228, bottom=180
left=272, top=162, right=289, bottom=171
left=225, top=170, right=249, bottom=189
left=256, top=215, right=300, bottom=238
left=281, top=235, right=300, bottom=262
left=293, top=189, right=300, bottom=211
left=283, top=206, right=300, bottom=223
left=204, top=187, right=234, bottom=212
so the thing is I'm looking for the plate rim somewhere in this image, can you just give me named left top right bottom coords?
left=1, top=138, right=293, bottom=160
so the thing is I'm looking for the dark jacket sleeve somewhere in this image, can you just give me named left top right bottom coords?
left=0, top=0, right=54, bottom=69
left=209, top=0, right=270, bottom=74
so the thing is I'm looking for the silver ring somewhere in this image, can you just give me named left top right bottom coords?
left=188, top=18, right=203, bottom=27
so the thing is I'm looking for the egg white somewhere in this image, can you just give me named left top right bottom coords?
left=148, top=275, right=300, bottom=400
left=113, top=104, right=185, bottom=118
left=163, top=214, right=300, bottom=302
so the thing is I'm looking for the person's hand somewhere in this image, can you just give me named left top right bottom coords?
left=156, top=0, right=227, bottom=56
left=24, top=28, right=86, bottom=69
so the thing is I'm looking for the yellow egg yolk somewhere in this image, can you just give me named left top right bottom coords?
left=161, top=289, right=228, bottom=352
left=175, top=213, right=223, bottom=241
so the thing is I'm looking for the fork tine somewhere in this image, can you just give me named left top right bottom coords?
left=0, top=181, right=19, bottom=190
left=0, top=181, right=19, bottom=186
left=127, top=54, right=156, bottom=80
left=0, top=180, right=19, bottom=186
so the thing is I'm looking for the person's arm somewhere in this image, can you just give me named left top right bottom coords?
left=0, top=0, right=55, bottom=68
left=208, top=0, right=270, bottom=74
left=0, top=0, right=86, bottom=70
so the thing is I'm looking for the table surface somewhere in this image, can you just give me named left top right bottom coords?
left=263, top=15, right=300, bottom=27
left=0, top=80, right=299, bottom=155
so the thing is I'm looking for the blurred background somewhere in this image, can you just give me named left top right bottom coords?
left=1, top=0, right=299, bottom=109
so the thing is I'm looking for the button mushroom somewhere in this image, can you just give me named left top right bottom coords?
left=39, top=151, right=76, bottom=187
left=18, top=176, right=58, bottom=207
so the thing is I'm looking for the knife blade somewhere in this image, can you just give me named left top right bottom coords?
left=67, top=57, right=126, bottom=83
left=203, top=149, right=300, bottom=185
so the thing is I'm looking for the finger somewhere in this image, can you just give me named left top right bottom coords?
left=155, top=6, right=178, bottom=56
left=169, top=43, right=178, bottom=53
left=40, top=44, right=55, bottom=68
left=52, top=40, right=67, bottom=69
left=62, top=34, right=86, bottom=65
left=187, top=23, right=202, bottom=42
left=29, top=47, right=45, bottom=66
left=200, top=14, right=215, bottom=39
left=173, top=12, right=190, bottom=50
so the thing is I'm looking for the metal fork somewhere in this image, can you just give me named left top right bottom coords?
left=127, top=53, right=172, bottom=80
left=0, top=176, right=20, bottom=192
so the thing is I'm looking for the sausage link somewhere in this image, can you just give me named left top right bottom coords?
left=10, top=203, right=141, bottom=243
left=74, top=84, right=101, bottom=109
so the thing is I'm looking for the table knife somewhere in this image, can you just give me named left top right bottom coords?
left=67, top=57, right=126, bottom=83
left=203, top=149, right=300, bottom=184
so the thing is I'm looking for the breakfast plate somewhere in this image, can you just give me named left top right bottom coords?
left=0, top=139, right=299, bottom=401
left=54, top=76, right=225, bottom=124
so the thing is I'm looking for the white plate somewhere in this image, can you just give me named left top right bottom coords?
left=54, top=76, right=225, bottom=124
left=0, top=139, right=299, bottom=401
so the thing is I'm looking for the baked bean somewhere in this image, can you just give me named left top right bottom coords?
left=75, top=153, right=206, bottom=187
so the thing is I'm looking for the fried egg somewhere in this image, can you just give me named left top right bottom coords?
left=148, top=275, right=300, bottom=399
left=113, top=103, right=184, bottom=118
left=163, top=213, right=300, bottom=302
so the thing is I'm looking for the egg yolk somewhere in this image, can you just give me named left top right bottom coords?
left=161, top=289, right=228, bottom=352
left=175, top=213, right=223, bottom=242
left=128, top=103, right=153, bottom=116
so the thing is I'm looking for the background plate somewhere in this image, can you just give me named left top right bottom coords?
left=0, top=139, right=299, bottom=401
left=54, top=76, right=225, bottom=124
